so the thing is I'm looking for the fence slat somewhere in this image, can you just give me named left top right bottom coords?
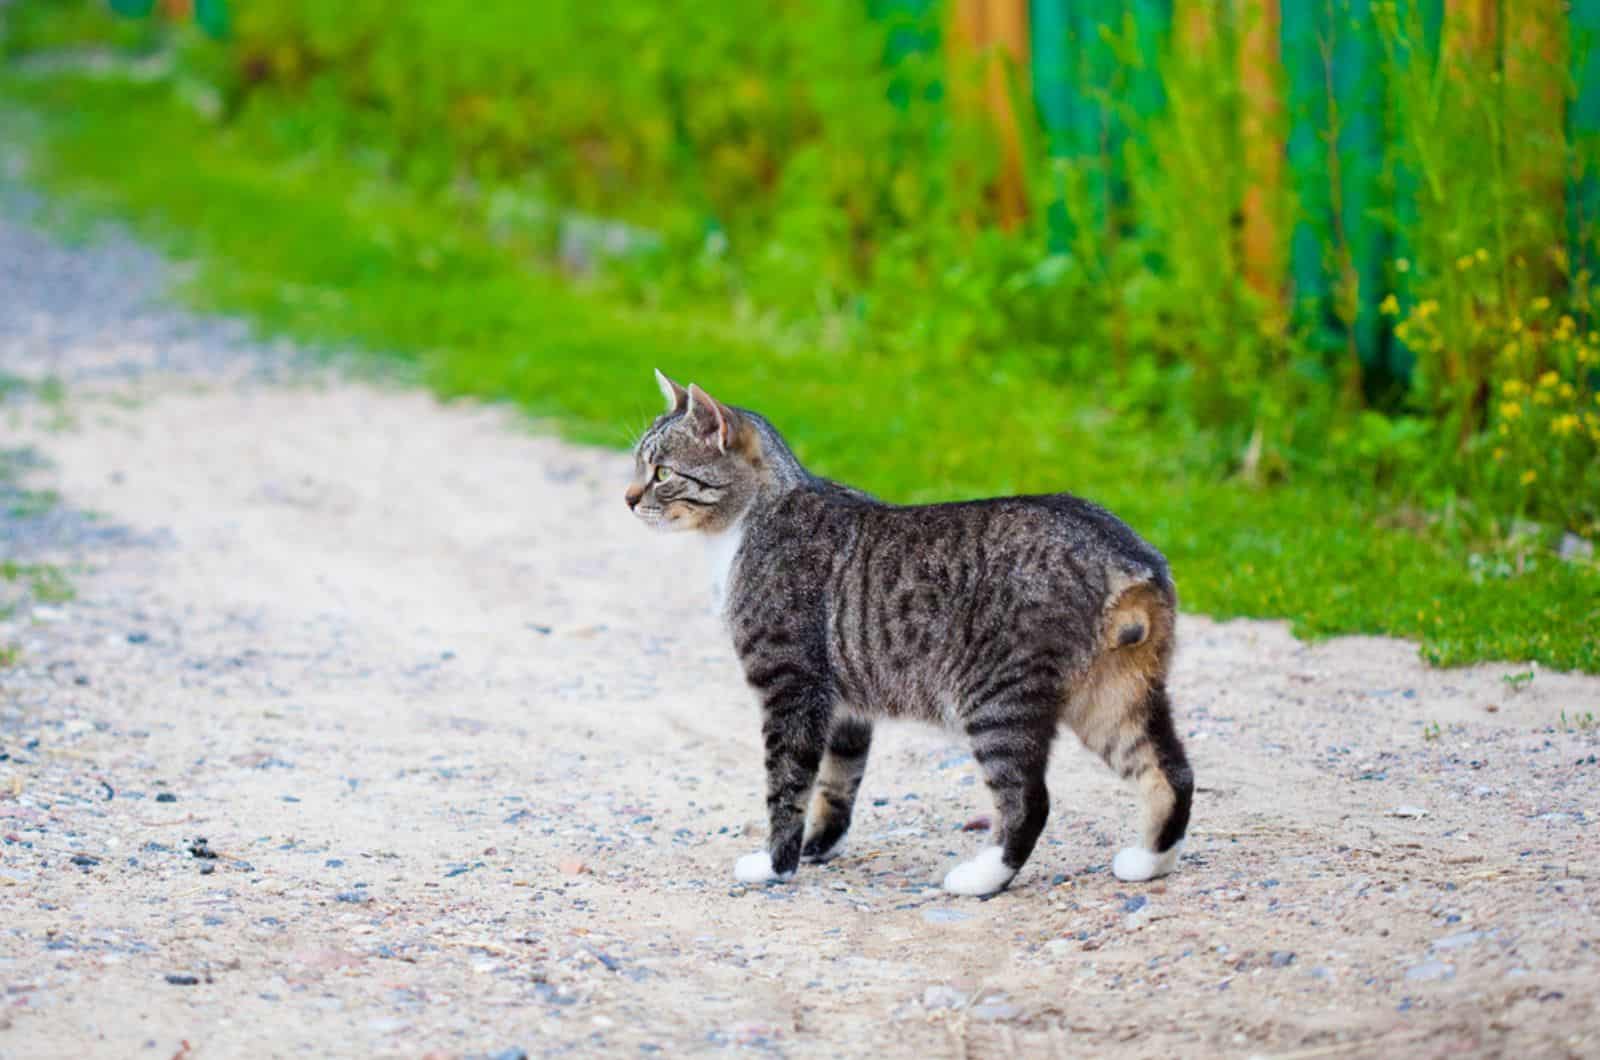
left=1336, top=0, right=1389, bottom=384
left=1030, top=0, right=1075, bottom=247
left=1388, top=0, right=1442, bottom=385
left=1281, top=0, right=1336, bottom=349
left=989, top=0, right=1033, bottom=230
left=1239, top=0, right=1285, bottom=311
left=1572, top=0, right=1600, bottom=288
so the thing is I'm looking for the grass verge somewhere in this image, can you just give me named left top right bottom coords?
left=1, top=74, right=1596, bottom=672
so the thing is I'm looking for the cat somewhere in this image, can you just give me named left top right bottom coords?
left=627, top=371, right=1193, bottom=896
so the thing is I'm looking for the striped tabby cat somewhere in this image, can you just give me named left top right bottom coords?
left=627, top=372, right=1194, bottom=896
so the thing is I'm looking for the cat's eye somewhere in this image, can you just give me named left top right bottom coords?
left=654, top=466, right=674, bottom=482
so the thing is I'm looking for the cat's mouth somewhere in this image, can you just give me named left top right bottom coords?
left=632, top=505, right=686, bottom=532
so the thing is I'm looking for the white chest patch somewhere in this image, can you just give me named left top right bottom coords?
left=704, top=522, right=745, bottom=614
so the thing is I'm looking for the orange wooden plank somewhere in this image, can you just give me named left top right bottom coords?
left=946, top=0, right=987, bottom=231
left=1239, top=0, right=1285, bottom=309
left=947, top=0, right=986, bottom=109
left=1503, top=2, right=1567, bottom=268
left=985, top=0, right=1032, bottom=230
left=1178, top=0, right=1214, bottom=48
left=1444, top=0, right=1497, bottom=58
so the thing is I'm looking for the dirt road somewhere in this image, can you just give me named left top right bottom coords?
left=2, top=198, right=1598, bottom=1059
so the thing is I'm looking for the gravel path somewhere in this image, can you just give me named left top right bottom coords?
left=1, top=192, right=1598, bottom=1060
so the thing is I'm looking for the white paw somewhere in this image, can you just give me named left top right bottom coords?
left=941, top=846, right=1016, bottom=897
left=1112, top=841, right=1183, bottom=882
left=734, top=850, right=793, bottom=885
left=802, top=833, right=847, bottom=863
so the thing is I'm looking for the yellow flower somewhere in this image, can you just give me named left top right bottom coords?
left=1540, top=370, right=1560, bottom=388
left=1379, top=293, right=1400, bottom=316
left=1456, top=254, right=1475, bottom=271
left=1492, top=447, right=1505, bottom=461
left=1511, top=316, right=1524, bottom=333
left=1502, top=379, right=1526, bottom=397
left=1520, top=469, right=1537, bottom=486
left=1476, top=247, right=1489, bottom=262
left=1396, top=257, right=1411, bottom=273
left=1418, top=300, right=1439, bottom=319
left=1500, top=400, right=1523, bottom=421
left=1531, top=296, right=1552, bottom=312
left=1552, top=414, right=1580, bottom=437
left=1559, top=383, right=1576, bottom=401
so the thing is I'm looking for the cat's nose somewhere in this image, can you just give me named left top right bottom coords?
left=624, top=484, right=644, bottom=509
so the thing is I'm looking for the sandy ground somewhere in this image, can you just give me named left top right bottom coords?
left=2, top=205, right=1599, bottom=1060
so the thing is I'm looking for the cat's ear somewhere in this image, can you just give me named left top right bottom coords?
left=654, top=368, right=688, bottom=414
left=686, top=383, right=736, bottom=453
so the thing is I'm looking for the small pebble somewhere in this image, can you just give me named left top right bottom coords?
left=155, top=793, right=178, bottom=803
left=922, top=908, right=969, bottom=925
left=969, top=998, right=1021, bottom=1022
left=1404, top=959, right=1454, bottom=981
left=922, top=985, right=967, bottom=1010
left=165, top=974, right=200, bottom=986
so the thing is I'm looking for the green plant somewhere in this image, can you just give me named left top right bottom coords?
left=1503, top=669, right=1537, bottom=692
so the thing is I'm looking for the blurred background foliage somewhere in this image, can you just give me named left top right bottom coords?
left=1, top=0, right=1597, bottom=668
left=159, top=0, right=1600, bottom=531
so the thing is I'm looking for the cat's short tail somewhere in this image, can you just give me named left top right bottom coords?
left=1063, top=571, right=1192, bottom=879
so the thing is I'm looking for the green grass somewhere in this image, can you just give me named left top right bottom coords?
left=2, top=74, right=1597, bottom=672
left=0, top=561, right=74, bottom=605
left=0, top=446, right=75, bottom=634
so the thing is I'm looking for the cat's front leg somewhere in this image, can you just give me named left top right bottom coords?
left=734, top=684, right=833, bottom=885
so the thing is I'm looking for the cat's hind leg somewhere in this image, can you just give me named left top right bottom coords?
left=1069, top=584, right=1193, bottom=883
left=1073, top=674, right=1193, bottom=882
left=802, top=716, right=873, bottom=863
left=1108, top=680, right=1192, bottom=880
left=944, top=701, right=1056, bottom=896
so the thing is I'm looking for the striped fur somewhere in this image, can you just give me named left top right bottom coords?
left=628, top=375, right=1194, bottom=895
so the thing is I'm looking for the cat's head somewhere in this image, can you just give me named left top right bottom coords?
left=626, top=371, right=764, bottom=533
